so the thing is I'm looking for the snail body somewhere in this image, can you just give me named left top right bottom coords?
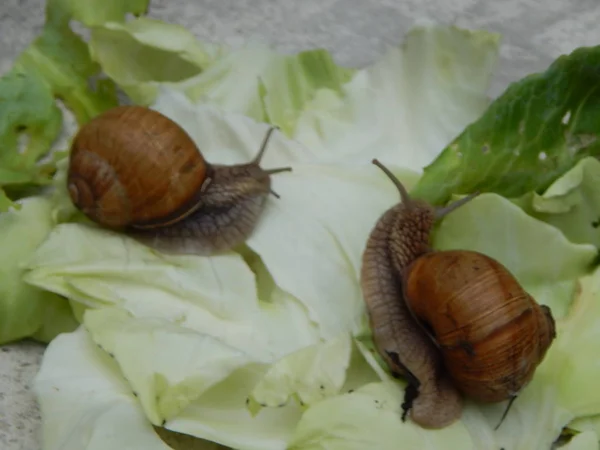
left=67, top=105, right=291, bottom=255
left=360, top=159, right=556, bottom=429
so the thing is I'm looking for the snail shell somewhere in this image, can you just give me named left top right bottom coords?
left=66, top=105, right=291, bottom=255
left=404, top=250, right=556, bottom=403
left=67, top=105, right=209, bottom=229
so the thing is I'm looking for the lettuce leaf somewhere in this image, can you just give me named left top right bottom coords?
left=248, top=333, right=353, bottom=410
left=23, top=220, right=320, bottom=360
left=561, top=432, right=600, bottom=450
left=34, top=310, right=381, bottom=449
left=33, top=326, right=228, bottom=450
left=291, top=25, right=500, bottom=167
left=546, top=269, right=600, bottom=419
left=179, top=46, right=355, bottom=136
left=515, top=157, right=600, bottom=248
left=81, top=308, right=308, bottom=449
left=569, top=416, right=600, bottom=449
left=287, top=378, right=572, bottom=450
left=88, top=18, right=353, bottom=135
left=0, top=196, right=77, bottom=344
left=411, top=44, right=600, bottom=205
left=88, top=18, right=221, bottom=105
left=83, top=307, right=268, bottom=425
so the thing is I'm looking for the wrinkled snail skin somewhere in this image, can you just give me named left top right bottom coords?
left=360, top=158, right=556, bottom=430
left=361, top=200, right=463, bottom=429
left=129, top=163, right=276, bottom=255
left=404, top=250, right=556, bottom=402
left=66, top=105, right=291, bottom=255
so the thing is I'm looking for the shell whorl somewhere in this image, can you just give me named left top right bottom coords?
left=67, top=148, right=132, bottom=228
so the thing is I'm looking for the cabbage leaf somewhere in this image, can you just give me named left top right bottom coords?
left=88, top=18, right=354, bottom=135
left=515, top=157, right=600, bottom=248
left=34, top=326, right=229, bottom=450
left=291, top=26, right=500, bottom=167
left=88, top=18, right=221, bottom=105
left=0, top=196, right=77, bottom=344
left=411, top=44, right=600, bottom=205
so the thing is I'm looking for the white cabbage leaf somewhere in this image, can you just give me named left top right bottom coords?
left=33, top=326, right=208, bottom=450
left=292, top=25, right=501, bottom=168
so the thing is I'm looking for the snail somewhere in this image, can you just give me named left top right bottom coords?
left=66, top=105, right=291, bottom=255
left=360, top=159, right=556, bottom=429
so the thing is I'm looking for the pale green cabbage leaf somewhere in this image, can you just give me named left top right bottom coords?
left=87, top=17, right=353, bottom=135
left=563, top=433, right=600, bottom=450
left=33, top=326, right=231, bottom=450
left=247, top=332, right=381, bottom=413
left=0, top=196, right=77, bottom=344
left=34, top=306, right=382, bottom=449
left=88, top=18, right=222, bottom=105
left=291, top=25, right=500, bottom=168
left=515, top=156, right=600, bottom=248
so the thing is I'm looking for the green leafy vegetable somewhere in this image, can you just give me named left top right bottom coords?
left=515, top=156, right=600, bottom=248
left=249, top=333, right=353, bottom=410
left=561, top=432, right=600, bottom=450
left=412, top=44, right=600, bottom=205
left=83, top=307, right=269, bottom=425
left=34, top=327, right=226, bottom=450
left=546, top=269, right=600, bottom=418
left=88, top=16, right=354, bottom=135
left=58, top=0, right=149, bottom=25
left=180, top=45, right=355, bottom=136
left=286, top=379, right=574, bottom=450
left=569, top=416, right=600, bottom=448
left=12, top=0, right=145, bottom=124
left=88, top=17, right=221, bottom=105
left=291, top=25, right=500, bottom=166
left=0, top=196, right=77, bottom=344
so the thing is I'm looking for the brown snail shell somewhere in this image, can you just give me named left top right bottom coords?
left=66, top=105, right=291, bottom=254
left=67, top=105, right=209, bottom=229
left=404, top=249, right=556, bottom=403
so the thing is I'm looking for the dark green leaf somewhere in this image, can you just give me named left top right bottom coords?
left=411, top=45, right=600, bottom=205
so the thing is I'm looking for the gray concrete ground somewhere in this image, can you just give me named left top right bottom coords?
left=2, top=1, right=600, bottom=449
